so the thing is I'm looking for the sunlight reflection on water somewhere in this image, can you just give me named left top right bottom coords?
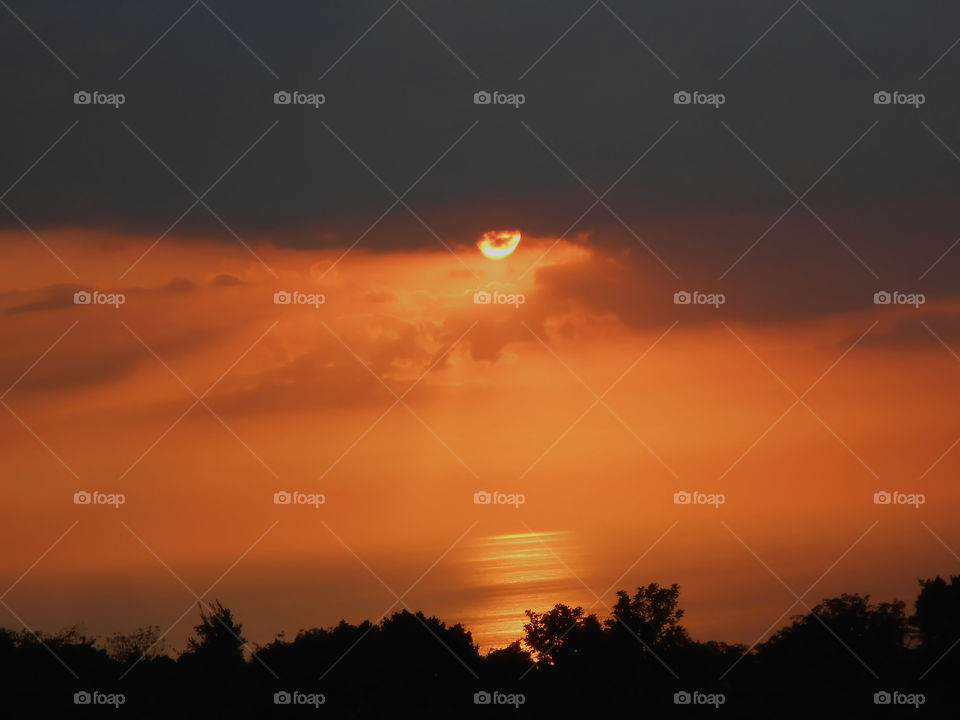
left=460, top=531, right=585, bottom=651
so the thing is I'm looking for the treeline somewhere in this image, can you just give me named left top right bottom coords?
left=1, top=576, right=959, bottom=717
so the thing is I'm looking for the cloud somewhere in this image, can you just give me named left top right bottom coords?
left=163, top=277, right=197, bottom=292
left=3, top=280, right=202, bottom=315
left=211, top=273, right=246, bottom=286
left=4, top=284, right=81, bottom=314
left=1, top=0, right=958, bottom=261
left=532, top=207, right=960, bottom=327
left=853, top=308, right=960, bottom=348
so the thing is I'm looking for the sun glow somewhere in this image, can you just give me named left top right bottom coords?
left=478, top=230, right=521, bottom=259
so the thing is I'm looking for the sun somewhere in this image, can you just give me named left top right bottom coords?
left=478, top=230, right=521, bottom=259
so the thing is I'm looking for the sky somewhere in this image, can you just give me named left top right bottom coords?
left=2, top=0, right=960, bottom=659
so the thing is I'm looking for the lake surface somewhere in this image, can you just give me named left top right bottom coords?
left=458, top=531, right=589, bottom=651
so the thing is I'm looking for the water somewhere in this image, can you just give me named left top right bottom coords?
left=459, top=531, right=588, bottom=651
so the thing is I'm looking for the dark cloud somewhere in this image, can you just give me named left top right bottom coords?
left=211, top=273, right=245, bottom=286
left=1, top=0, right=958, bottom=251
left=531, top=205, right=960, bottom=328
left=855, top=309, right=960, bottom=348
left=3, top=1, right=960, bottom=327
left=163, top=277, right=197, bottom=292
left=0, top=320, right=227, bottom=394
left=3, top=279, right=201, bottom=315
left=4, top=284, right=81, bottom=314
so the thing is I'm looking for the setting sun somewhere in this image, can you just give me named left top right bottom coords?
left=478, top=229, right=521, bottom=259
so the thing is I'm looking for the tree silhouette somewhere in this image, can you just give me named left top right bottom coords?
left=183, top=600, right=246, bottom=663
left=912, top=575, right=960, bottom=657
left=761, top=593, right=907, bottom=667
left=523, top=603, right=602, bottom=664
left=1, top=576, right=958, bottom=716
left=605, top=582, right=689, bottom=650
left=104, top=625, right=165, bottom=664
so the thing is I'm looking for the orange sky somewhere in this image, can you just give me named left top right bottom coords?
left=2, top=227, right=959, bottom=654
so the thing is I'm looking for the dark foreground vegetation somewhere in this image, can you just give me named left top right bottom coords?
left=2, top=576, right=959, bottom=717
